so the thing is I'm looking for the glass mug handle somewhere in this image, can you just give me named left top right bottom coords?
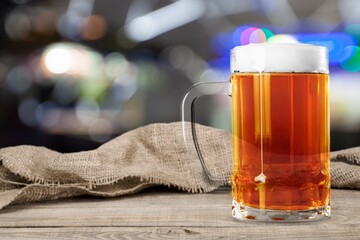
left=181, top=81, right=231, bottom=182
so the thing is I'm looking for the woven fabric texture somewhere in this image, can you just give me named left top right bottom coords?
left=0, top=122, right=359, bottom=210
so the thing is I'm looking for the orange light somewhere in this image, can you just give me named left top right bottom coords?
left=81, top=15, right=107, bottom=41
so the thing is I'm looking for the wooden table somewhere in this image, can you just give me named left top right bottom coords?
left=0, top=187, right=359, bottom=239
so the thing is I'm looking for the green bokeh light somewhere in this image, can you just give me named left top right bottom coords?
left=261, top=28, right=274, bottom=40
left=344, top=24, right=360, bottom=44
left=341, top=46, right=360, bottom=72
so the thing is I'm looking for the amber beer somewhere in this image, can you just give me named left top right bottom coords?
left=231, top=73, right=330, bottom=211
left=230, top=44, right=330, bottom=221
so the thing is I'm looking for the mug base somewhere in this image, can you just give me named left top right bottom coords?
left=232, top=200, right=330, bottom=222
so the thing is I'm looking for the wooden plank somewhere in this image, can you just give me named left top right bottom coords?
left=0, top=226, right=359, bottom=240
left=0, top=189, right=358, bottom=227
left=0, top=189, right=358, bottom=240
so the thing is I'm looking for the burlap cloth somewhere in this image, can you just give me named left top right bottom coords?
left=0, top=122, right=359, bottom=210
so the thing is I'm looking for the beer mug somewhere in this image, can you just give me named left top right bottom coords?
left=182, top=43, right=330, bottom=222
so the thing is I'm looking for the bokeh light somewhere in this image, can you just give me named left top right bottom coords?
left=104, top=53, right=129, bottom=79
left=52, top=80, right=79, bottom=104
left=295, top=33, right=355, bottom=64
left=209, top=33, right=233, bottom=56
left=330, top=72, right=360, bottom=131
left=167, top=45, right=195, bottom=69
left=344, top=24, right=360, bottom=44
left=340, top=46, right=360, bottom=72
left=232, top=26, right=273, bottom=46
left=43, top=45, right=74, bottom=74
left=5, top=7, right=57, bottom=41
left=35, top=101, right=61, bottom=128
left=232, top=25, right=249, bottom=45
left=18, top=97, right=39, bottom=127
left=28, top=41, right=143, bottom=139
left=75, top=99, right=100, bottom=125
left=249, top=29, right=267, bottom=44
left=198, top=69, right=223, bottom=83
left=209, top=26, right=274, bottom=70
left=240, top=27, right=258, bottom=45
left=88, top=118, right=113, bottom=142
left=40, top=42, right=106, bottom=81
left=5, top=65, right=32, bottom=94
left=210, top=25, right=359, bottom=74
left=31, top=9, right=57, bottom=36
left=5, top=9, right=31, bottom=41
left=164, top=46, right=207, bottom=83
left=81, top=15, right=108, bottom=41
left=267, top=34, right=299, bottom=43
left=261, top=28, right=274, bottom=39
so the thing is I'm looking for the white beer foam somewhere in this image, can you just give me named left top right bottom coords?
left=231, top=43, right=329, bottom=73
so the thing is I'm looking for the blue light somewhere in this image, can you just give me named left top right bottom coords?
left=232, top=25, right=251, bottom=46
left=208, top=53, right=230, bottom=71
left=207, top=26, right=357, bottom=69
left=295, top=33, right=355, bottom=65
left=209, top=25, right=271, bottom=70
left=209, top=32, right=233, bottom=56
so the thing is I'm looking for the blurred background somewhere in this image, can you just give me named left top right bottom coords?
left=0, top=0, right=360, bottom=152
